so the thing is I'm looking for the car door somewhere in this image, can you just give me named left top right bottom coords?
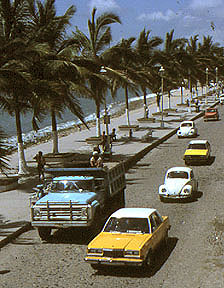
left=150, top=212, right=164, bottom=249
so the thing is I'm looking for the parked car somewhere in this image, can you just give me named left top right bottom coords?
left=159, top=167, right=198, bottom=201
left=204, top=107, right=219, bottom=121
left=183, top=140, right=211, bottom=165
left=219, top=94, right=224, bottom=104
left=85, top=208, right=171, bottom=270
left=177, top=121, right=198, bottom=138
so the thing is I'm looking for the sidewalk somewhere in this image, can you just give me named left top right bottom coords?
left=0, top=88, right=215, bottom=247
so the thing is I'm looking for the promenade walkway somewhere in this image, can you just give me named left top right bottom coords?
left=0, top=88, right=216, bottom=247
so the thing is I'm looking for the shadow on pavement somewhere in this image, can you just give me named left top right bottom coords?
left=93, top=237, right=178, bottom=278
left=0, top=270, right=10, bottom=275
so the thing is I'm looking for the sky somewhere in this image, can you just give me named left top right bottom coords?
left=55, top=0, right=224, bottom=46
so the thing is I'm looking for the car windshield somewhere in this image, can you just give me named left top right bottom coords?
left=181, top=123, right=192, bottom=127
left=167, top=171, right=189, bottom=179
left=188, top=144, right=206, bottom=149
left=49, top=180, right=93, bottom=193
left=103, top=217, right=150, bottom=234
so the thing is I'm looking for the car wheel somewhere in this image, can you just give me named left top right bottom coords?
left=91, top=264, right=101, bottom=270
left=163, top=231, right=169, bottom=249
left=143, top=250, right=154, bottom=269
left=160, top=196, right=166, bottom=202
left=38, top=227, right=51, bottom=241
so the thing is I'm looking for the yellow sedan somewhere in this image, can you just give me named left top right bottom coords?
left=85, top=208, right=171, bottom=270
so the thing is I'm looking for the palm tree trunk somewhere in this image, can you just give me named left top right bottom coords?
left=96, top=100, right=101, bottom=137
left=168, top=90, right=171, bottom=109
left=15, top=108, right=28, bottom=175
left=143, top=89, right=147, bottom=118
left=51, top=109, right=59, bottom=154
left=181, top=86, right=183, bottom=104
left=156, top=93, right=161, bottom=111
left=125, top=85, right=130, bottom=126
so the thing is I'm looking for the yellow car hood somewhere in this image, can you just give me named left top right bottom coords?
left=184, top=149, right=208, bottom=156
left=88, top=232, right=152, bottom=250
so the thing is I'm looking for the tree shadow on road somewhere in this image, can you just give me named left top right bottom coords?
left=93, top=237, right=178, bottom=278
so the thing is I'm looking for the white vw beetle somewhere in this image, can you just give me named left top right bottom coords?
left=177, top=121, right=198, bottom=138
left=159, top=167, right=198, bottom=201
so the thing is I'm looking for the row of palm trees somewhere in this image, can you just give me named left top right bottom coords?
left=0, top=0, right=223, bottom=175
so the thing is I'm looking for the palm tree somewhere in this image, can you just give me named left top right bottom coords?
left=0, top=0, right=40, bottom=174
left=71, top=8, right=121, bottom=136
left=27, top=0, right=88, bottom=154
left=157, top=29, right=187, bottom=109
left=135, top=28, right=163, bottom=117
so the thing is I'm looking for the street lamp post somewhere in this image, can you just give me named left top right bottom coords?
left=215, top=67, right=219, bottom=98
left=159, top=66, right=165, bottom=128
left=206, top=67, right=209, bottom=104
left=188, top=68, right=192, bottom=101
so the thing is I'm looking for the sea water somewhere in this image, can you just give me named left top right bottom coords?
left=0, top=90, right=156, bottom=151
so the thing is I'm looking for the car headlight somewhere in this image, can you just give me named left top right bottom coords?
left=81, top=208, right=88, bottom=217
left=87, top=248, right=103, bottom=254
left=33, top=207, right=41, bottom=217
left=189, top=129, right=194, bottom=133
left=125, top=250, right=139, bottom=256
left=181, top=187, right=191, bottom=194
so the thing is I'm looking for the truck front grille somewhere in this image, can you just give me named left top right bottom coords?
left=34, top=201, right=88, bottom=221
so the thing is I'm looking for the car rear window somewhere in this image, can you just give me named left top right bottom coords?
left=167, top=171, right=189, bottom=179
left=181, top=123, right=192, bottom=127
left=188, top=144, right=206, bottom=149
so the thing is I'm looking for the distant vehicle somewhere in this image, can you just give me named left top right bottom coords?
left=159, top=167, right=198, bottom=201
left=177, top=121, right=198, bottom=138
left=30, top=164, right=126, bottom=241
left=183, top=140, right=211, bottom=165
left=85, top=208, right=171, bottom=270
left=204, top=107, right=219, bottom=121
left=219, top=95, right=224, bottom=105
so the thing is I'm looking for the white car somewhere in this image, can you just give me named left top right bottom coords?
left=159, top=167, right=198, bottom=201
left=177, top=121, right=198, bottom=138
left=219, top=94, right=224, bottom=104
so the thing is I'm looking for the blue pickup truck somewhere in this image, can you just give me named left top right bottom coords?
left=30, top=163, right=126, bottom=240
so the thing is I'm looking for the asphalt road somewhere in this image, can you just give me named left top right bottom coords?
left=1, top=105, right=224, bottom=288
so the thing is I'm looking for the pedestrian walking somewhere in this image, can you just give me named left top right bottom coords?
left=34, top=151, right=46, bottom=181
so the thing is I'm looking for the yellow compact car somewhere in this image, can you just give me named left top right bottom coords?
left=183, top=140, right=211, bottom=165
left=85, top=208, right=171, bottom=270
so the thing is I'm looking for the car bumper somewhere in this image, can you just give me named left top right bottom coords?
left=204, top=116, right=218, bottom=121
left=85, top=256, right=143, bottom=266
left=184, top=157, right=208, bottom=163
left=31, top=221, right=91, bottom=229
left=159, top=194, right=191, bottom=199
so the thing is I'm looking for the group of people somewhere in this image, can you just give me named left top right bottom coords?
left=33, top=129, right=117, bottom=179
left=90, top=128, right=117, bottom=168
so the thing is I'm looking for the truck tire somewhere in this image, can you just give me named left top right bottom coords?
left=38, top=227, right=51, bottom=240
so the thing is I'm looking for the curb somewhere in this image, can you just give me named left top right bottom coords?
left=0, top=222, right=32, bottom=249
